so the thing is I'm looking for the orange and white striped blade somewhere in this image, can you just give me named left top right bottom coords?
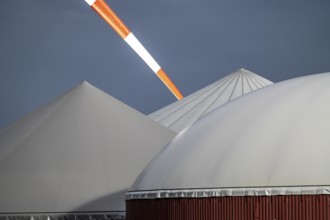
left=84, top=0, right=183, bottom=100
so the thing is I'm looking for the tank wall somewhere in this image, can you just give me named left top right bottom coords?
left=127, top=195, right=330, bottom=220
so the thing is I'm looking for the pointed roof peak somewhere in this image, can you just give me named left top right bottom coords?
left=236, top=68, right=253, bottom=73
left=74, top=81, right=99, bottom=93
left=238, top=67, right=247, bottom=71
left=79, top=80, right=92, bottom=87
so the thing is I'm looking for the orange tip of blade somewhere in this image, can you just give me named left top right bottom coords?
left=156, top=69, right=184, bottom=100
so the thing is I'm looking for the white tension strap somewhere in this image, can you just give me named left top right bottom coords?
left=85, top=0, right=96, bottom=6
left=124, top=33, right=161, bottom=73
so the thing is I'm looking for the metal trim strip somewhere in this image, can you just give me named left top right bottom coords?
left=126, top=186, right=330, bottom=200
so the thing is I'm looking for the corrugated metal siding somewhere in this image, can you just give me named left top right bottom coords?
left=127, top=195, right=330, bottom=220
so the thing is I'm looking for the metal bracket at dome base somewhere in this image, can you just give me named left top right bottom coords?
left=126, top=186, right=330, bottom=200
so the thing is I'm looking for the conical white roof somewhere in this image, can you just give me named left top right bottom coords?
left=149, top=68, right=273, bottom=133
left=0, top=82, right=175, bottom=213
left=130, top=72, right=330, bottom=198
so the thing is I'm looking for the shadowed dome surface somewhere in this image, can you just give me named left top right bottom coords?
left=130, top=72, right=330, bottom=198
left=149, top=68, right=273, bottom=133
left=0, top=81, right=175, bottom=214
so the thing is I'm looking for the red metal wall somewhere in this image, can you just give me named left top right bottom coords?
left=127, top=195, right=330, bottom=220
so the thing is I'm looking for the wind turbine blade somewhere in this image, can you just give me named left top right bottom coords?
left=84, top=0, right=184, bottom=100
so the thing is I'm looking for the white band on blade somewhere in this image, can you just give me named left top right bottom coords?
left=85, top=0, right=96, bottom=6
left=124, top=33, right=161, bottom=73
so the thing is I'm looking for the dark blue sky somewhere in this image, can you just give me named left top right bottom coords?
left=0, top=0, right=330, bottom=128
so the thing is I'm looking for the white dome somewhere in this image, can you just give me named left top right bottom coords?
left=149, top=68, right=273, bottom=133
left=0, top=82, right=175, bottom=213
left=130, top=72, right=330, bottom=198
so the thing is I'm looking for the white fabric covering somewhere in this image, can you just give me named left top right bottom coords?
left=0, top=82, right=175, bottom=213
left=131, top=72, right=330, bottom=196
